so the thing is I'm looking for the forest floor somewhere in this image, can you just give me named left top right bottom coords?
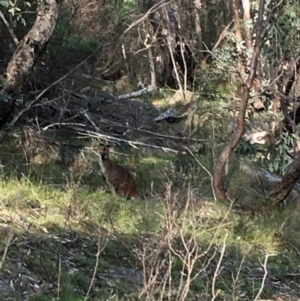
left=1, top=75, right=300, bottom=301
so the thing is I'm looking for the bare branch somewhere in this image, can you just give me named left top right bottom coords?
left=0, top=11, right=19, bottom=45
left=253, top=253, right=269, bottom=301
left=42, top=123, right=186, bottom=154
left=211, top=233, right=228, bottom=301
left=10, top=41, right=117, bottom=125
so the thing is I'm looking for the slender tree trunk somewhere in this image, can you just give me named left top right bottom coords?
left=213, top=0, right=266, bottom=201
left=271, top=59, right=300, bottom=204
left=0, top=0, right=60, bottom=126
left=241, top=0, right=264, bottom=110
left=242, top=0, right=252, bottom=51
left=232, top=0, right=244, bottom=74
left=140, top=0, right=195, bottom=88
left=194, top=0, right=203, bottom=60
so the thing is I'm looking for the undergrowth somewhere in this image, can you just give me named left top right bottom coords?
left=0, top=130, right=300, bottom=301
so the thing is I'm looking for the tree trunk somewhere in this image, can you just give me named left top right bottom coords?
left=213, top=0, right=266, bottom=201
left=194, top=0, right=203, bottom=60
left=280, top=59, right=300, bottom=132
left=243, top=0, right=265, bottom=111
left=140, top=0, right=195, bottom=89
left=0, top=0, right=60, bottom=127
left=236, top=0, right=264, bottom=110
left=270, top=56, right=300, bottom=204
left=270, top=152, right=300, bottom=204
left=232, top=0, right=243, bottom=74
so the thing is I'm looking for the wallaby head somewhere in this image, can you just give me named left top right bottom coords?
left=100, top=145, right=111, bottom=164
left=99, top=145, right=140, bottom=200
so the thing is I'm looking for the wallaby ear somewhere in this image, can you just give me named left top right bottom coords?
left=105, top=145, right=111, bottom=154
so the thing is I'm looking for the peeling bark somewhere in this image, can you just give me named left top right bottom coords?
left=0, top=0, right=60, bottom=127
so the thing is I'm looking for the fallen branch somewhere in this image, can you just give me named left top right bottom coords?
left=74, top=126, right=183, bottom=154
left=115, top=85, right=154, bottom=100
left=240, top=162, right=300, bottom=194
left=42, top=123, right=184, bottom=154
left=42, top=116, right=205, bottom=143
left=96, top=116, right=205, bottom=142
left=83, top=112, right=101, bottom=132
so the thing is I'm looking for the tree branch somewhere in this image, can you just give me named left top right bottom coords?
left=213, top=0, right=267, bottom=201
left=0, top=11, right=19, bottom=45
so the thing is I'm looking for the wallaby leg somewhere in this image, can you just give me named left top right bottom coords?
left=108, top=183, right=117, bottom=196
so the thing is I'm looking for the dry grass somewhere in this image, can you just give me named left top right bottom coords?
left=0, top=129, right=300, bottom=301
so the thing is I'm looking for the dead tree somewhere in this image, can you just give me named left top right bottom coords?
left=0, top=0, right=60, bottom=127
left=140, top=0, right=195, bottom=89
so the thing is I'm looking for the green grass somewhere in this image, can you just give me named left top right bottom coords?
left=0, top=133, right=300, bottom=301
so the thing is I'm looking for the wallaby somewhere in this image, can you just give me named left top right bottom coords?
left=99, top=145, right=140, bottom=200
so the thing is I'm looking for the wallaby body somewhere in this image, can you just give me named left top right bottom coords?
left=99, top=145, right=139, bottom=200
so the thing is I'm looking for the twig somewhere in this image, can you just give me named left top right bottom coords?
left=57, top=256, right=62, bottom=299
left=0, top=11, right=19, bottom=45
left=123, top=0, right=173, bottom=36
left=83, top=112, right=101, bottom=132
left=253, top=253, right=269, bottom=301
left=231, top=250, right=250, bottom=298
left=185, top=147, right=216, bottom=202
left=203, top=21, right=233, bottom=63
left=211, top=233, right=228, bottom=301
left=0, top=215, right=14, bottom=270
left=11, top=39, right=118, bottom=125
left=43, top=123, right=185, bottom=154
left=84, top=233, right=107, bottom=301
left=96, top=117, right=204, bottom=142
left=42, top=122, right=89, bottom=131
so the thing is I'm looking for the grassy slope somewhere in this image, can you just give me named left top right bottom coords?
left=0, top=96, right=300, bottom=301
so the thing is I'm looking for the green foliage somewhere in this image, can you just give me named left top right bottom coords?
left=268, top=131, right=297, bottom=175
left=48, top=34, right=100, bottom=58
left=48, top=0, right=138, bottom=60
left=48, top=4, right=101, bottom=59
left=269, top=1, right=300, bottom=57
left=0, top=118, right=299, bottom=300
left=0, top=0, right=32, bottom=26
left=2, top=0, right=300, bottom=298
left=0, top=91, right=11, bottom=102
left=99, top=0, right=136, bottom=26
